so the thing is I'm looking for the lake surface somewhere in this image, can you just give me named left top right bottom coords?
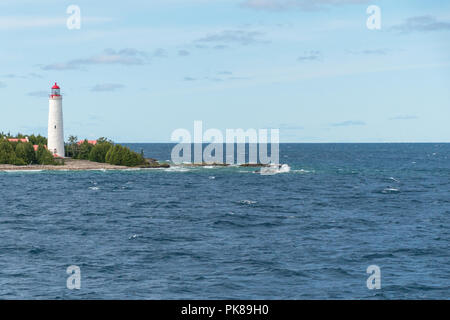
left=0, top=143, right=449, bottom=299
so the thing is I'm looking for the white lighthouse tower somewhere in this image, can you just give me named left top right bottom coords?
left=48, top=82, right=65, bottom=157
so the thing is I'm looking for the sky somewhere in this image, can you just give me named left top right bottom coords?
left=0, top=0, right=449, bottom=142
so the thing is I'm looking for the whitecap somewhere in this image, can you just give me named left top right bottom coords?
left=260, top=164, right=290, bottom=175
left=238, top=200, right=257, bottom=205
left=2, top=169, right=43, bottom=173
left=164, top=166, right=190, bottom=172
left=293, top=169, right=313, bottom=174
left=382, top=187, right=400, bottom=194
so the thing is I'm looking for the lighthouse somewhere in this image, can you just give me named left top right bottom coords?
left=48, top=82, right=65, bottom=157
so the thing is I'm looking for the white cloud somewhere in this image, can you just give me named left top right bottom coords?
left=41, top=48, right=151, bottom=71
left=331, top=120, right=366, bottom=127
left=390, top=15, right=450, bottom=33
left=91, top=83, right=125, bottom=92
left=196, top=29, right=268, bottom=45
left=241, top=0, right=368, bottom=11
left=0, top=16, right=112, bottom=30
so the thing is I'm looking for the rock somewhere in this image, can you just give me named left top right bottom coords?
left=239, top=163, right=270, bottom=167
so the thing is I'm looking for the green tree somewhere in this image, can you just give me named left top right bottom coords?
left=0, top=140, right=17, bottom=164
left=28, top=134, right=47, bottom=146
left=36, top=145, right=56, bottom=165
left=76, top=140, right=93, bottom=160
left=15, top=142, right=37, bottom=164
left=65, top=135, right=79, bottom=158
left=104, top=144, right=146, bottom=167
left=88, top=141, right=112, bottom=163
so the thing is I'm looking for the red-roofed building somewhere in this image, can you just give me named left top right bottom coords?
left=77, top=140, right=98, bottom=146
left=7, top=137, right=29, bottom=143
left=33, top=145, right=47, bottom=152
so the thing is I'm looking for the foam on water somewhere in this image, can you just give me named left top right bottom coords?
left=260, top=164, right=291, bottom=175
left=164, top=166, right=191, bottom=172
left=1, top=169, right=43, bottom=173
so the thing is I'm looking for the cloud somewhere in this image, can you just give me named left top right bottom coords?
left=183, top=73, right=251, bottom=82
left=228, top=76, right=250, bottom=80
left=196, top=30, right=268, bottom=46
left=331, top=120, right=366, bottom=127
left=0, top=16, right=112, bottom=30
left=0, top=81, right=5, bottom=88
left=2, top=72, right=43, bottom=79
left=41, top=48, right=151, bottom=71
left=178, top=50, right=190, bottom=56
left=298, top=50, right=321, bottom=61
left=3, top=73, right=19, bottom=78
left=214, top=45, right=228, bottom=50
left=241, top=0, right=368, bottom=11
left=91, top=83, right=125, bottom=92
left=152, top=48, right=168, bottom=58
left=205, top=77, right=224, bottom=82
left=389, top=115, right=418, bottom=120
left=218, top=71, right=233, bottom=75
left=347, top=49, right=388, bottom=55
left=28, top=73, right=43, bottom=78
left=28, top=90, right=49, bottom=97
left=390, top=15, right=450, bottom=33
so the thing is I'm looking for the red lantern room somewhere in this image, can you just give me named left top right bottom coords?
left=51, top=82, right=60, bottom=97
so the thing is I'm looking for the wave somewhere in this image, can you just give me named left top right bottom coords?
left=292, top=169, right=314, bottom=174
left=382, top=187, right=400, bottom=194
left=260, top=164, right=290, bottom=175
left=164, top=166, right=191, bottom=172
left=238, top=200, right=257, bottom=205
left=2, top=169, right=43, bottom=173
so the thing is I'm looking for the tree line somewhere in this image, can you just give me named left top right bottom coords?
left=0, top=132, right=47, bottom=145
left=66, top=136, right=146, bottom=167
left=0, top=140, right=58, bottom=165
left=0, top=133, right=146, bottom=167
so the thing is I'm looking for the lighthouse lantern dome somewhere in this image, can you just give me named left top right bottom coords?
left=51, top=82, right=60, bottom=96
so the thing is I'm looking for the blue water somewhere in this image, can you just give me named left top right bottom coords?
left=0, top=143, right=449, bottom=299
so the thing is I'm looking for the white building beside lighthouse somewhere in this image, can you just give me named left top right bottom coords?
left=48, top=82, right=65, bottom=157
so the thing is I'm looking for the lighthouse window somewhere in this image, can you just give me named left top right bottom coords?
left=54, top=125, right=56, bottom=129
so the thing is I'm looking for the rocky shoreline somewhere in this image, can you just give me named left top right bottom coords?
left=182, top=162, right=269, bottom=167
left=0, top=159, right=129, bottom=171
left=0, top=158, right=271, bottom=171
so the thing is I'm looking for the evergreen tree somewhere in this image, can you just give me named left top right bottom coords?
left=88, top=141, right=112, bottom=163
left=104, top=144, right=146, bottom=166
left=0, top=140, right=17, bottom=164
left=36, top=145, right=56, bottom=165
left=65, top=135, right=79, bottom=158
left=28, top=134, right=47, bottom=146
left=15, top=142, right=37, bottom=164
left=76, top=140, right=93, bottom=160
